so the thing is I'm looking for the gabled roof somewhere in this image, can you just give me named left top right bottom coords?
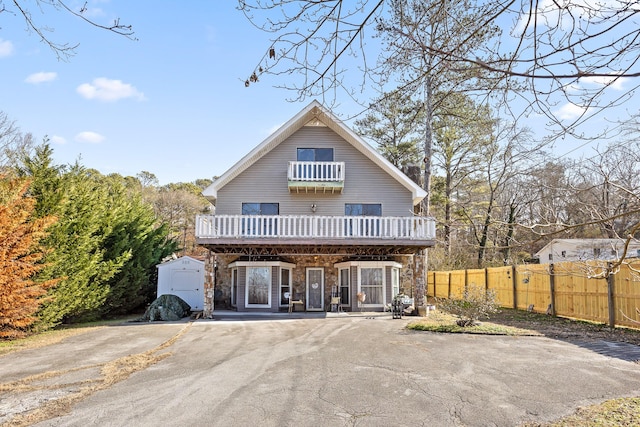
left=156, top=255, right=205, bottom=269
left=202, top=100, right=427, bottom=205
left=534, top=238, right=630, bottom=257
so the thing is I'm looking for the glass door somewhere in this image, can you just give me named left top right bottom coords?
left=306, top=268, right=324, bottom=311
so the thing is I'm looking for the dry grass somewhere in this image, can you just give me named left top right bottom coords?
left=407, top=309, right=543, bottom=336
left=522, top=398, right=640, bottom=427
left=409, top=308, right=640, bottom=426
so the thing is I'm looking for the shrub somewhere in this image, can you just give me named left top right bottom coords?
left=437, top=285, right=499, bottom=327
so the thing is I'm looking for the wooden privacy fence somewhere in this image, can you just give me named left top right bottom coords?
left=427, top=260, right=640, bottom=329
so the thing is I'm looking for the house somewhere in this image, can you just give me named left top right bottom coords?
left=156, top=256, right=205, bottom=311
left=535, top=238, right=640, bottom=264
left=195, top=101, right=436, bottom=315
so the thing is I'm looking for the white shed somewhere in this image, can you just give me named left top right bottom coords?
left=156, top=256, right=205, bottom=311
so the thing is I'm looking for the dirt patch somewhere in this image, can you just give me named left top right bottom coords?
left=487, top=308, right=640, bottom=346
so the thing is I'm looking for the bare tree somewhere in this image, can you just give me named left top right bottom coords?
left=240, top=0, right=640, bottom=138
left=0, top=111, right=34, bottom=171
left=1, top=0, right=135, bottom=60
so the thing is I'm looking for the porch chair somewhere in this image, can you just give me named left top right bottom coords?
left=330, top=296, right=342, bottom=313
left=286, top=292, right=304, bottom=313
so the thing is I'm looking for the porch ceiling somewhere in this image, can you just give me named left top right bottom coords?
left=196, top=238, right=434, bottom=256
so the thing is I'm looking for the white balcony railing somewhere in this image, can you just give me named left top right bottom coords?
left=196, top=214, right=436, bottom=241
left=288, top=161, right=345, bottom=182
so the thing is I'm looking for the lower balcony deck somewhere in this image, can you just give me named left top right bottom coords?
left=196, top=214, right=436, bottom=255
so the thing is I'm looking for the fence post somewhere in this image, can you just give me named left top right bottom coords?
left=465, top=269, right=469, bottom=294
left=607, top=262, right=615, bottom=329
left=549, top=264, right=556, bottom=316
left=512, top=265, right=517, bottom=309
left=447, top=272, right=452, bottom=299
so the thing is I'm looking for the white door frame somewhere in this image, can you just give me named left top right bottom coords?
left=306, top=267, right=324, bottom=311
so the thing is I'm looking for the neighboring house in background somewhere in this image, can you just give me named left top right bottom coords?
left=535, top=238, right=640, bottom=264
left=195, top=101, right=436, bottom=315
left=156, top=256, right=205, bottom=311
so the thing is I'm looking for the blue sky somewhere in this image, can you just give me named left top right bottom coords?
left=1, top=1, right=323, bottom=185
left=1, top=1, right=636, bottom=185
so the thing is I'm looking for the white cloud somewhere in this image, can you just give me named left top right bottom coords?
left=0, top=39, right=14, bottom=58
left=556, top=103, right=588, bottom=121
left=580, top=75, right=627, bottom=91
left=25, top=72, right=58, bottom=84
left=75, top=131, right=106, bottom=144
left=50, top=135, right=67, bottom=145
left=76, top=77, right=145, bottom=102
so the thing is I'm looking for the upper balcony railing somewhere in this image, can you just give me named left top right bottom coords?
left=288, top=161, right=345, bottom=182
left=287, top=161, right=345, bottom=193
left=196, top=214, right=436, bottom=241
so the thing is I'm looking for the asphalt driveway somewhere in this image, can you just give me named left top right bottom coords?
left=2, top=314, right=640, bottom=426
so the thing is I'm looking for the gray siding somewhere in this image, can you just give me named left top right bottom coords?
left=216, top=126, right=414, bottom=216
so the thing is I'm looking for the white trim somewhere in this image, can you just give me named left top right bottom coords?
left=202, top=100, right=426, bottom=206
left=155, top=255, right=204, bottom=269
left=357, top=266, right=385, bottom=308
left=279, top=266, right=292, bottom=307
left=230, top=268, right=238, bottom=307
left=306, top=267, right=324, bottom=311
left=338, top=267, right=350, bottom=306
left=245, top=266, right=272, bottom=308
left=334, top=260, right=402, bottom=269
left=391, top=267, right=400, bottom=299
left=334, top=261, right=401, bottom=309
left=229, top=260, right=296, bottom=269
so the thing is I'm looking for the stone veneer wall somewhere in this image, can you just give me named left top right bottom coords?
left=203, top=251, right=419, bottom=316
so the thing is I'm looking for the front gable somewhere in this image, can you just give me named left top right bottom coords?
left=203, top=100, right=426, bottom=208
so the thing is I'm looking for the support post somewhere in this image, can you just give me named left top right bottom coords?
left=549, top=264, right=556, bottom=317
left=512, top=265, right=517, bottom=309
left=607, top=262, right=616, bottom=329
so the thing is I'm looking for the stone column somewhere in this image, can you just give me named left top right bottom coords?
left=413, top=249, right=426, bottom=314
left=203, top=249, right=215, bottom=318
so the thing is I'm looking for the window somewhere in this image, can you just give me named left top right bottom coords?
left=242, top=203, right=279, bottom=215
left=297, top=148, right=334, bottom=161
left=345, top=203, right=382, bottom=216
left=561, top=250, right=566, bottom=258
left=361, top=267, right=383, bottom=305
left=279, top=267, right=291, bottom=306
left=339, top=268, right=350, bottom=305
left=230, top=268, right=238, bottom=307
left=345, top=204, right=382, bottom=236
left=246, top=266, right=271, bottom=307
left=391, top=267, right=400, bottom=298
left=593, top=248, right=601, bottom=257
left=296, top=148, right=334, bottom=180
left=242, top=203, right=279, bottom=235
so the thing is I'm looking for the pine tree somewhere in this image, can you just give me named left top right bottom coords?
left=0, top=175, right=56, bottom=339
left=98, top=174, right=178, bottom=316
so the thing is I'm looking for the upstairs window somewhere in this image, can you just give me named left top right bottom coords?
left=297, top=148, right=334, bottom=162
left=345, top=204, right=382, bottom=236
left=345, top=204, right=382, bottom=216
left=242, top=203, right=279, bottom=215
left=241, top=203, right=279, bottom=235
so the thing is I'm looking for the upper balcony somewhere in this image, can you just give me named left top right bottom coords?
left=287, top=161, right=345, bottom=193
left=195, top=214, right=436, bottom=255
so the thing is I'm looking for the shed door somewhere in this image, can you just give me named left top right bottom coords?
left=171, top=269, right=203, bottom=310
left=306, top=268, right=324, bottom=311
